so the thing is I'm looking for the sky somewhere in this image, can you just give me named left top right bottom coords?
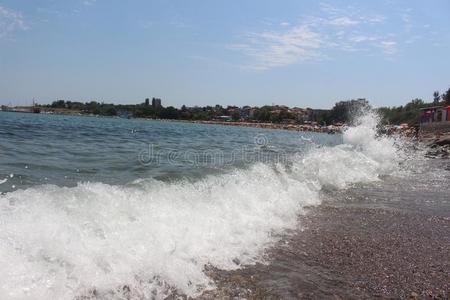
left=0, top=0, right=449, bottom=109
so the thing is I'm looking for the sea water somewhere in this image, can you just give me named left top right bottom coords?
left=0, top=111, right=440, bottom=299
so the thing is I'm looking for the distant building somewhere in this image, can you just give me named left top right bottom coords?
left=240, top=106, right=252, bottom=118
left=419, top=105, right=450, bottom=133
left=420, top=106, right=450, bottom=125
left=152, top=98, right=162, bottom=109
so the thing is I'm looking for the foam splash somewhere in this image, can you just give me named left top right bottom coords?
left=0, top=111, right=407, bottom=299
left=0, top=165, right=318, bottom=299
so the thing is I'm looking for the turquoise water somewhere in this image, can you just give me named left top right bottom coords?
left=0, top=111, right=340, bottom=193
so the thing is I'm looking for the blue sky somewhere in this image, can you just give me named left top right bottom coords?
left=0, top=0, right=449, bottom=108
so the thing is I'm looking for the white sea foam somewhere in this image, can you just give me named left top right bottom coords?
left=0, top=111, right=406, bottom=299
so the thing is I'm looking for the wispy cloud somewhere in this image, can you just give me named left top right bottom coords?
left=230, top=3, right=416, bottom=70
left=0, top=5, right=27, bottom=39
left=362, top=15, right=385, bottom=24
left=379, top=40, right=397, bottom=54
left=319, top=2, right=344, bottom=15
left=329, top=17, right=359, bottom=26
left=230, top=25, right=324, bottom=70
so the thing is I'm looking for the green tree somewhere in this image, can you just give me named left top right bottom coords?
left=433, top=91, right=440, bottom=104
left=442, top=88, right=450, bottom=105
left=51, top=100, right=66, bottom=108
left=231, top=110, right=240, bottom=121
left=378, top=98, right=430, bottom=126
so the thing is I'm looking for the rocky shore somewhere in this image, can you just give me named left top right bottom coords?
left=192, top=120, right=341, bottom=133
left=423, top=133, right=450, bottom=158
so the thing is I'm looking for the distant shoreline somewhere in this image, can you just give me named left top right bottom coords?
left=0, top=109, right=342, bottom=134
left=189, top=120, right=340, bottom=133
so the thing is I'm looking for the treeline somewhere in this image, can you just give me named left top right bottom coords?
left=43, top=100, right=307, bottom=123
left=377, top=88, right=450, bottom=126
left=314, top=88, right=450, bottom=126
left=42, top=87, right=450, bottom=126
left=44, top=99, right=181, bottom=119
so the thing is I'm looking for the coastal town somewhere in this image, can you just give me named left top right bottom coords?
left=4, top=93, right=450, bottom=159
left=0, top=98, right=368, bottom=133
left=2, top=89, right=450, bottom=138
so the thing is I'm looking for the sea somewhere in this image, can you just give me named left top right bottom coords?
left=0, top=111, right=448, bottom=299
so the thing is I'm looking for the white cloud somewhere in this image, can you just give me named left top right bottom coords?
left=349, top=35, right=378, bottom=43
left=0, top=5, right=27, bottom=39
left=231, top=3, right=408, bottom=70
left=319, top=3, right=343, bottom=15
left=379, top=41, right=397, bottom=54
left=230, top=25, right=324, bottom=70
left=361, top=15, right=386, bottom=24
left=329, top=17, right=359, bottom=26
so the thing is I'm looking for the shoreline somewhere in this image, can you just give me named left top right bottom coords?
left=0, top=109, right=341, bottom=134
left=6, top=109, right=450, bottom=139
left=198, top=205, right=450, bottom=299
left=190, top=120, right=340, bottom=133
left=196, top=174, right=450, bottom=300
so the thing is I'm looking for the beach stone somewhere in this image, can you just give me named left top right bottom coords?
left=409, top=291, right=419, bottom=299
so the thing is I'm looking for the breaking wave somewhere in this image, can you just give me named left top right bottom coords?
left=0, top=112, right=409, bottom=299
